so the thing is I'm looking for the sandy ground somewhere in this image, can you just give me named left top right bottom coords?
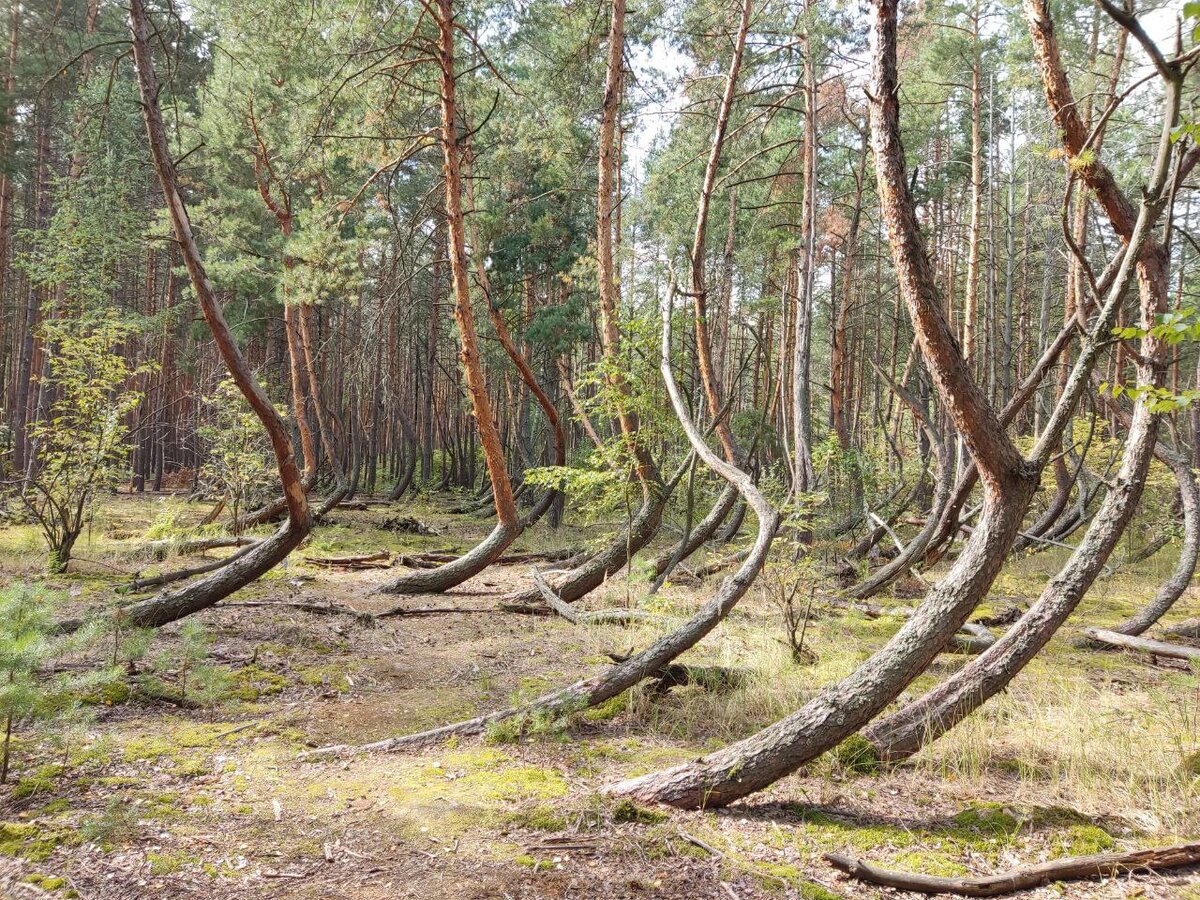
left=0, top=492, right=1198, bottom=899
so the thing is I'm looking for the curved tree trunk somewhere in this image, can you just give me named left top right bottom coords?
left=650, top=483, right=738, bottom=581
left=498, top=460, right=687, bottom=609
left=847, top=368, right=952, bottom=599
left=687, top=0, right=752, bottom=467
left=858, top=0, right=1181, bottom=762
left=388, top=410, right=419, bottom=500
left=923, top=322, right=1077, bottom=566
left=864, top=401, right=1161, bottom=760
left=376, top=0, right=520, bottom=596
left=303, top=283, right=780, bottom=759
left=1107, top=447, right=1200, bottom=635
left=604, top=0, right=1040, bottom=808
left=124, top=0, right=311, bottom=628
left=715, top=495, right=747, bottom=544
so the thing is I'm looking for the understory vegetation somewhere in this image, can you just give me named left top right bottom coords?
left=1, top=0, right=1199, bottom=896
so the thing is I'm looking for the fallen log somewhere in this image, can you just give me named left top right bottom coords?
left=1082, top=627, right=1200, bottom=662
left=304, top=550, right=391, bottom=569
left=137, top=535, right=258, bottom=561
left=825, top=841, right=1200, bottom=897
left=1164, top=618, right=1200, bottom=639
left=693, top=549, right=749, bottom=577
left=379, top=515, right=441, bottom=536
left=374, top=605, right=498, bottom=619
left=399, top=548, right=582, bottom=568
left=948, top=622, right=997, bottom=655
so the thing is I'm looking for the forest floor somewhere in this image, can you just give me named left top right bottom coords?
left=0, top=492, right=1199, bottom=899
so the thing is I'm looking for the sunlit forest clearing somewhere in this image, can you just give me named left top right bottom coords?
left=2, top=0, right=1200, bottom=896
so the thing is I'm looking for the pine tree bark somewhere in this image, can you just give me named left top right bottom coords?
left=124, top=0, right=312, bottom=627
left=861, top=0, right=1181, bottom=760
left=377, top=0, right=520, bottom=595
left=604, top=0, right=1039, bottom=808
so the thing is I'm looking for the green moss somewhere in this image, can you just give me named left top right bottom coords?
left=891, top=849, right=969, bottom=877
left=172, top=758, right=212, bottom=777
left=831, top=734, right=881, bottom=775
left=506, top=804, right=570, bottom=832
left=797, top=883, right=843, bottom=900
left=12, top=764, right=64, bottom=800
left=513, top=853, right=553, bottom=871
left=747, top=860, right=804, bottom=892
left=949, top=804, right=1021, bottom=840
left=1052, top=824, right=1114, bottom=856
left=123, top=722, right=225, bottom=759
left=82, top=678, right=132, bottom=707
left=231, top=664, right=287, bottom=701
left=582, top=693, right=628, bottom=723
left=787, top=807, right=916, bottom=853
left=611, top=798, right=668, bottom=825
left=0, top=822, right=78, bottom=862
left=23, top=874, right=67, bottom=891
left=147, top=851, right=194, bottom=875
left=298, top=665, right=351, bottom=693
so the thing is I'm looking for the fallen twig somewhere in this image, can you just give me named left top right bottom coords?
left=530, top=569, right=660, bottom=626
left=375, top=605, right=496, bottom=619
left=825, top=841, right=1200, bottom=897
left=221, top=601, right=378, bottom=625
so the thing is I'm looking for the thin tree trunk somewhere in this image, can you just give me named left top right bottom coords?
left=376, top=0, right=520, bottom=595
left=123, top=0, right=312, bottom=627
left=605, top=0, right=1039, bottom=808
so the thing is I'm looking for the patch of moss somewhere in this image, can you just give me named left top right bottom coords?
left=611, top=798, right=668, bottom=825
left=147, top=851, right=194, bottom=875
left=82, top=678, right=132, bottom=707
left=23, top=874, right=67, bottom=891
left=12, top=764, right=64, bottom=800
left=746, top=860, right=804, bottom=893
left=123, top=723, right=214, bottom=760
left=172, top=758, right=212, bottom=777
left=298, top=665, right=351, bottom=693
left=1025, top=805, right=1093, bottom=829
left=831, top=734, right=881, bottom=776
left=0, top=822, right=79, bottom=862
left=231, top=664, right=287, bottom=701
left=1052, top=824, right=1114, bottom=856
left=787, top=807, right=916, bottom=853
left=797, top=883, right=843, bottom=900
left=582, top=693, right=628, bottom=723
left=506, top=804, right=570, bottom=832
left=891, top=849, right=970, bottom=877
left=949, top=803, right=1021, bottom=841
left=513, top=853, right=553, bottom=871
